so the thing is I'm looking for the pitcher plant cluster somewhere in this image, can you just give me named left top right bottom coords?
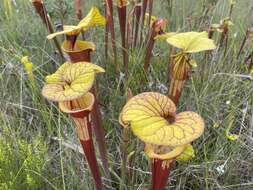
left=29, top=0, right=253, bottom=190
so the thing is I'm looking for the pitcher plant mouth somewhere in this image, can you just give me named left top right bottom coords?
left=62, top=40, right=96, bottom=53
left=62, top=40, right=96, bottom=62
left=59, top=92, right=95, bottom=118
left=145, top=144, right=186, bottom=160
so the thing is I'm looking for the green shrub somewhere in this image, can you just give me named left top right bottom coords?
left=0, top=135, right=47, bottom=190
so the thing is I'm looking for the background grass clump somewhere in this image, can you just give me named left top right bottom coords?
left=0, top=0, right=253, bottom=189
left=0, top=129, right=47, bottom=190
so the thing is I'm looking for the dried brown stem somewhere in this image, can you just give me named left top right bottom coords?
left=105, top=0, right=118, bottom=71
left=75, top=0, right=82, bottom=20
left=117, top=3, right=129, bottom=79
left=134, top=4, right=142, bottom=46
left=32, top=0, right=64, bottom=60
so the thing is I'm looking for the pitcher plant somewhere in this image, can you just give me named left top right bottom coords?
left=120, top=92, right=204, bottom=190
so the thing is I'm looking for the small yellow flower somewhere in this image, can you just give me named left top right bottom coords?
left=213, top=122, right=220, bottom=128
left=42, top=62, right=105, bottom=102
left=21, top=56, right=29, bottom=64
left=47, top=6, right=106, bottom=39
left=225, top=129, right=239, bottom=141
left=21, top=56, right=34, bottom=82
left=229, top=0, right=236, bottom=5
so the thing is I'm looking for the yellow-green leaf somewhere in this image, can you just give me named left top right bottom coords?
left=166, top=31, right=216, bottom=53
left=78, top=6, right=106, bottom=30
left=120, top=92, right=204, bottom=146
left=47, top=6, right=105, bottom=39
left=42, top=62, right=104, bottom=102
left=176, top=144, right=195, bottom=161
left=225, top=129, right=239, bottom=141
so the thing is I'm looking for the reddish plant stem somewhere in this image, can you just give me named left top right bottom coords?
left=147, top=0, right=153, bottom=33
left=104, top=2, right=109, bottom=59
left=168, top=78, right=186, bottom=106
left=75, top=0, right=82, bottom=20
left=139, top=0, right=148, bottom=42
left=167, top=47, right=174, bottom=82
left=32, top=0, right=64, bottom=60
left=151, top=159, right=173, bottom=190
left=105, top=0, right=118, bottom=71
left=117, top=3, right=129, bottom=79
left=79, top=119, right=103, bottom=190
left=144, top=19, right=164, bottom=72
left=91, top=87, right=111, bottom=181
left=144, top=29, right=156, bottom=72
left=134, top=4, right=142, bottom=47
left=141, top=0, right=148, bottom=27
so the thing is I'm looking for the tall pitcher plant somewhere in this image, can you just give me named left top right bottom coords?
left=42, top=62, right=105, bottom=190
left=159, top=31, right=216, bottom=105
left=120, top=92, right=204, bottom=190
left=45, top=6, right=111, bottom=182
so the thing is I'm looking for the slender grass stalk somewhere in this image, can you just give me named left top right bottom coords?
left=139, top=0, right=148, bottom=42
left=229, top=1, right=235, bottom=18
left=31, top=0, right=64, bottom=60
left=237, top=28, right=250, bottom=59
left=104, top=2, right=109, bottom=58
left=91, top=87, right=112, bottom=183
left=117, top=0, right=129, bottom=79
left=127, top=5, right=135, bottom=47
left=58, top=115, right=66, bottom=190
left=119, top=126, right=129, bottom=190
left=119, top=88, right=133, bottom=190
